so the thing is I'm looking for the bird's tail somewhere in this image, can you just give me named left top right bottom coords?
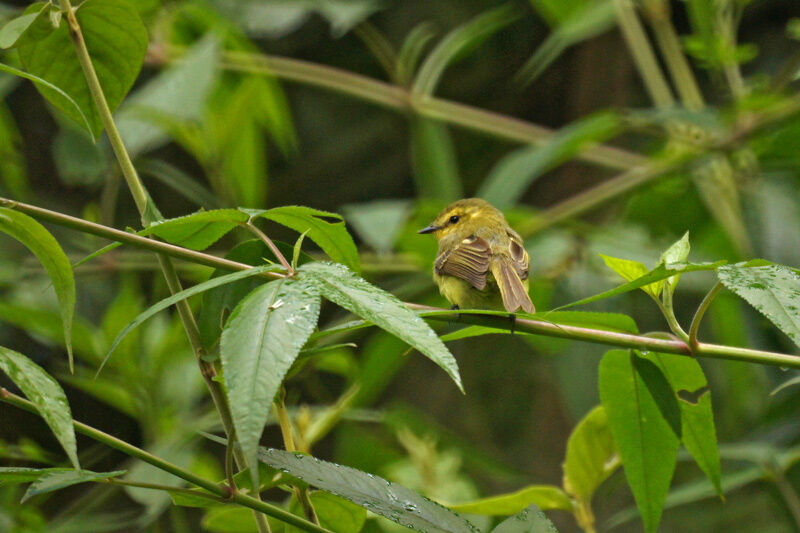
left=491, top=257, right=535, bottom=313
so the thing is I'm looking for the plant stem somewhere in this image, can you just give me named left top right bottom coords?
left=246, top=220, right=293, bottom=273
left=152, top=45, right=644, bottom=171
left=102, top=477, right=226, bottom=502
left=689, top=281, right=723, bottom=350
left=659, top=290, right=690, bottom=342
left=612, top=0, right=676, bottom=108
left=4, top=197, right=800, bottom=370
left=57, top=2, right=272, bottom=530
left=0, top=389, right=332, bottom=533
left=274, top=390, right=319, bottom=525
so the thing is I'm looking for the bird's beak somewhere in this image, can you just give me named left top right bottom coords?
left=418, top=224, right=440, bottom=234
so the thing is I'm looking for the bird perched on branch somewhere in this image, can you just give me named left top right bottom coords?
left=418, top=198, right=535, bottom=313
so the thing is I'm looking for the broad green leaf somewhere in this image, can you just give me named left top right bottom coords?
left=21, top=469, right=125, bottom=502
left=197, top=240, right=313, bottom=351
left=448, top=485, right=572, bottom=515
left=640, top=352, right=721, bottom=495
left=479, top=113, right=621, bottom=209
left=559, top=261, right=726, bottom=310
left=17, top=0, right=148, bottom=137
left=491, top=505, right=558, bottom=533
left=632, top=355, right=682, bottom=439
left=659, top=232, right=690, bottom=296
left=563, top=406, right=619, bottom=504
left=117, top=34, right=219, bottom=157
left=0, top=467, right=70, bottom=486
left=600, top=254, right=660, bottom=299
left=168, top=489, right=221, bottom=508
left=413, top=4, right=519, bottom=96
left=287, top=491, right=366, bottom=533
left=0, top=5, right=47, bottom=49
left=409, top=118, right=462, bottom=201
left=301, top=262, right=463, bottom=391
left=202, top=506, right=262, bottom=533
left=145, top=209, right=248, bottom=250
left=598, top=350, right=678, bottom=533
left=717, top=264, right=800, bottom=350
left=0, top=101, right=32, bottom=200
left=221, top=278, right=321, bottom=483
left=0, top=193, right=75, bottom=370
left=0, top=347, right=79, bottom=470
left=252, top=206, right=360, bottom=272
left=100, top=265, right=281, bottom=375
left=258, top=448, right=477, bottom=533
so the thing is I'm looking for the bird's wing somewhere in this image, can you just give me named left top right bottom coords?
left=506, top=230, right=530, bottom=281
left=435, top=235, right=492, bottom=290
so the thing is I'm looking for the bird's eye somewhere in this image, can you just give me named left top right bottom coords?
left=449, top=215, right=460, bottom=224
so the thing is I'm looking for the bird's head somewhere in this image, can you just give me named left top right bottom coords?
left=418, top=198, right=505, bottom=240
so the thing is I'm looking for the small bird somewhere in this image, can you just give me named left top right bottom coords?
left=418, top=198, right=535, bottom=313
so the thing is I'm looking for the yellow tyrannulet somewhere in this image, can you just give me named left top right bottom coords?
left=419, top=198, right=535, bottom=313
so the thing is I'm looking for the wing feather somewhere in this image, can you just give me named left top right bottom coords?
left=435, top=235, right=491, bottom=290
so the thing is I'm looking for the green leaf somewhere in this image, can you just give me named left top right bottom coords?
left=491, top=504, right=557, bottom=533
left=409, top=118, right=463, bottom=201
left=0, top=5, right=47, bottom=49
left=659, top=232, right=690, bottom=296
left=117, top=34, right=219, bottom=157
left=100, top=265, right=281, bottom=375
left=301, top=262, right=463, bottom=392
left=448, top=485, right=572, bottom=515
left=639, top=352, right=721, bottom=496
left=16, top=0, right=148, bottom=137
left=0, top=467, right=70, bottom=486
left=479, top=112, right=621, bottom=209
left=413, top=4, right=519, bottom=96
left=168, top=488, right=221, bottom=508
left=220, top=278, right=321, bottom=482
left=0, top=347, right=79, bottom=470
left=145, top=209, right=248, bottom=250
left=560, top=261, right=726, bottom=310
left=343, top=200, right=412, bottom=255
left=0, top=207, right=75, bottom=369
left=598, top=350, right=678, bottom=533
left=252, top=206, right=360, bottom=272
left=717, top=263, right=800, bottom=350
left=517, top=2, right=615, bottom=85
left=632, top=355, right=682, bottom=439
left=137, top=158, right=221, bottom=209
left=562, top=406, right=619, bottom=505
left=0, top=62, right=92, bottom=136
left=21, top=469, right=125, bottom=502
left=258, top=448, right=477, bottom=533
left=287, top=491, right=366, bottom=533
left=600, top=254, right=660, bottom=299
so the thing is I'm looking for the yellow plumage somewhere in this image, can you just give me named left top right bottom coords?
left=419, top=198, right=534, bottom=313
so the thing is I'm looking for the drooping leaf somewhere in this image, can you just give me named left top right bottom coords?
left=562, top=406, right=619, bottom=505
left=632, top=355, right=682, bottom=439
left=251, top=206, right=360, bottom=272
left=598, top=350, right=679, bottom=533
left=0, top=4, right=48, bottom=49
left=258, top=448, right=477, bottom=533
left=21, top=469, right=125, bottom=502
left=490, top=504, right=558, bottom=533
left=144, top=209, right=248, bottom=251
left=136, top=158, right=221, bottom=209
left=286, top=491, right=366, bottom=533
left=301, top=261, right=463, bottom=391
left=559, top=261, right=726, bottom=310
left=600, top=254, right=660, bottom=299
left=220, top=278, right=321, bottom=482
left=717, top=263, right=800, bottom=350
left=448, top=485, right=572, bottom=515
left=0, top=347, right=79, bottom=470
left=16, top=0, right=148, bottom=137
left=0, top=207, right=75, bottom=369
left=479, top=112, right=621, bottom=209
left=168, top=488, right=221, bottom=508
left=409, top=118, right=462, bottom=201
left=100, top=265, right=281, bottom=375
left=413, top=4, right=519, bottom=96
left=639, top=352, right=721, bottom=495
